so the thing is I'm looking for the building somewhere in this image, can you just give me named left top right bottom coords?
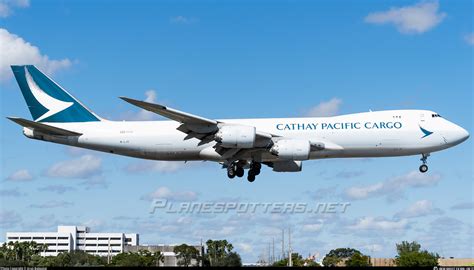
left=6, top=225, right=138, bottom=257
left=370, top=258, right=396, bottom=266
left=439, top=258, right=474, bottom=266
left=125, top=244, right=203, bottom=266
left=370, top=258, right=474, bottom=267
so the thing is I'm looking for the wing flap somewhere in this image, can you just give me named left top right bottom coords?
left=7, top=117, right=82, bottom=136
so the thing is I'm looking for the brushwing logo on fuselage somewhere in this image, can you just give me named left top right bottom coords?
left=419, top=126, right=433, bottom=138
left=24, top=67, right=73, bottom=122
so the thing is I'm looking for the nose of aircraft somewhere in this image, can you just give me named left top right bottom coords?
left=452, top=125, right=470, bottom=145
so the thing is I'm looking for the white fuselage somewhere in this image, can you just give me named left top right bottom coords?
left=24, top=109, right=469, bottom=163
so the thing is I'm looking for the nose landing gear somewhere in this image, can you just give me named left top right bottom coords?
left=419, top=153, right=430, bottom=173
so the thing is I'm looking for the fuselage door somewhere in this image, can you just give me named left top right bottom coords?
left=420, top=113, right=425, bottom=123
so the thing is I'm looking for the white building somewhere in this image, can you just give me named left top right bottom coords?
left=6, top=225, right=138, bottom=257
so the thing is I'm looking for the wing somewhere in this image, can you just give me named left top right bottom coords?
left=120, top=97, right=341, bottom=163
left=120, top=96, right=274, bottom=146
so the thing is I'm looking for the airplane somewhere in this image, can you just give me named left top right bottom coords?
left=7, top=65, right=470, bottom=182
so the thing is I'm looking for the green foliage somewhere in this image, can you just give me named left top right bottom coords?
left=345, top=252, right=371, bottom=267
left=321, top=255, right=341, bottom=267
left=111, top=250, right=164, bottom=267
left=323, top=248, right=361, bottom=266
left=202, top=239, right=241, bottom=267
left=173, top=244, right=200, bottom=267
left=28, top=251, right=106, bottom=267
left=0, top=241, right=48, bottom=266
left=395, top=241, right=439, bottom=267
left=322, top=248, right=371, bottom=267
left=215, top=251, right=242, bottom=267
left=111, top=252, right=143, bottom=266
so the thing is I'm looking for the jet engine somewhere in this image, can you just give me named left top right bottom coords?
left=270, top=139, right=311, bottom=160
left=215, top=125, right=256, bottom=148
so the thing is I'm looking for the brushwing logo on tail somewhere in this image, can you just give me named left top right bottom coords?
left=24, top=67, right=73, bottom=122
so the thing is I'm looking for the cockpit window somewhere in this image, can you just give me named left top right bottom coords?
left=431, top=114, right=442, bottom=118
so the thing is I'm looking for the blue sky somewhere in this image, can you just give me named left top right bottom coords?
left=0, top=0, right=472, bottom=263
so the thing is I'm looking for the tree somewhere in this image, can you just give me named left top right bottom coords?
left=395, top=241, right=439, bottom=267
left=0, top=241, right=49, bottom=266
left=345, top=252, right=371, bottom=267
left=111, top=252, right=144, bottom=266
left=322, top=248, right=361, bottom=266
left=110, top=250, right=164, bottom=267
left=202, top=239, right=242, bottom=267
left=219, top=252, right=242, bottom=267
left=174, top=244, right=199, bottom=267
left=137, top=249, right=155, bottom=266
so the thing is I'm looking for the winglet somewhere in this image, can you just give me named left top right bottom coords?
left=120, top=96, right=167, bottom=110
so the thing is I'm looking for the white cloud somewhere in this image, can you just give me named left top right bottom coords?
left=344, top=170, right=441, bottom=201
left=127, top=90, right=159, bottom=120
left=30, top=200, right=74, bottom=209
left=464, top=33, right=474, bottom=46
left=0, top=0, right=29, bottom=18
left=141, top=186, right=198, bottom=201
left=364, top=1, right=446, bottom=34
left=0, top=210, right=22, bottom=228
left=170, top=16, right=198, bottom=24
left=0, top=187, right=25, bottom=197
left=450, top=201, right=474, bottom=210
left=0, top=28, right=72, bottom=82
left=362, top=243, right=384, bottom=253
left=306, top=98, right=342, bottom=117
left=45, top=155, right=102, bottom=179
left=83, top=219, right=106, bottom=231
left=37, top=184, right=76, bottom=194
left=349, top=216, right=409, bottom=231
left=125, top=160, right=191, bottom=173
left=236, top=243, right=253, bottom=254
left=5, top=169, right=33, bottom=181
left=302, top=223, right=324, bottom=232
left=345, top=182, right=383, bottom=200
left=193, top=226, right=236, bottom=238
left=394, top=200, right=442, bottom=219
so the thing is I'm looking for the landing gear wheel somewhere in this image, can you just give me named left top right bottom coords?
left=227, top=166, right=236, bottom=179
left=250, top=162, right=261, bottom=176
left=419, top=153, right=430, bottom=173
left=236, top=167, right=244, bottom=177
left=253, top=162, right=262, bottom=170
left=253, top=169, right=261, bottom=176
left=247, top=172, right=256, bottom=182
left=419, top=164, right=428, bottom=173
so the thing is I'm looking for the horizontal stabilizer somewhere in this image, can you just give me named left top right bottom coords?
left=7, top=117, right=82, bottom=136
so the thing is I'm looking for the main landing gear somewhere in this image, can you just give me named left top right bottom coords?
left=419, top=153, right=429, bottom=173
left=247, top=162, right=261, bottom=182
left=226, top=161, right=261, bottom=182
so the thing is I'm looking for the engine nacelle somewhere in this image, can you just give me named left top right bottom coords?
left=272, top=161, right=302, bottom=172
left=270, top=139, right=311, bottom=160
left=215, top=125, right=256, bottom=148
